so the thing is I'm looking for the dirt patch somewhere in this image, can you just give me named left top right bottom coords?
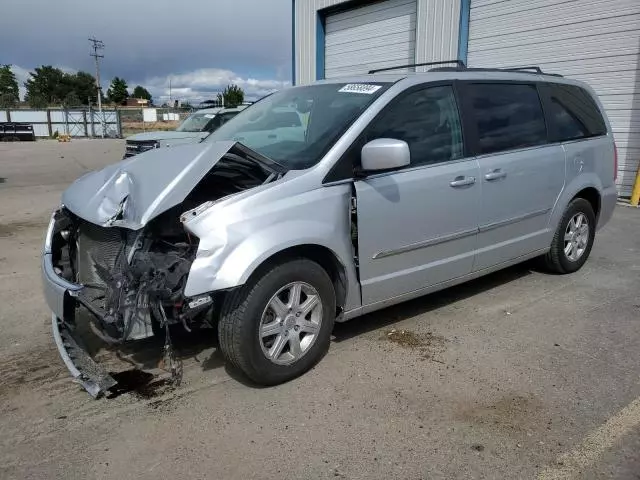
left=121, top=121, right=180, bottom=137
left=457, top=393, right=545, bottom=435
left=0, top=219, right=46, bottom=238
left=381, top=328, right=446, bottom=362
left=0, top=346, right=67, bottom=398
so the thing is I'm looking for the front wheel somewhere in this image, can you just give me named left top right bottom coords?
left=544, top=198, right=596, bottom=274
left=218, top=258, right=336, bottom=385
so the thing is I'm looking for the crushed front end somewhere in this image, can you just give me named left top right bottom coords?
left=44, top=207, right=211, bottom=396
left=42, top=142, right=287, bottom=397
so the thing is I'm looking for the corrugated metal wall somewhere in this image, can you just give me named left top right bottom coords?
left=294, top=0, right=460, bottom=84
left=415, top=0, right=460, bottom=71
left=295, top=0, right=348, bottom=85
left=467, top=0, right=640, bottom=197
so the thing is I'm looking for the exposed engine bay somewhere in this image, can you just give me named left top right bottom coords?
left=48, top=145, right=285, bottom=388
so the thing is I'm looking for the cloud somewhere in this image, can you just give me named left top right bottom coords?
left=10, top=66, right=31, bottom=99
left=1, top=0, right=292, bottom=94
left=11, top=65, right=82, bottom=100
left=142, top=68, right=291, bottom=104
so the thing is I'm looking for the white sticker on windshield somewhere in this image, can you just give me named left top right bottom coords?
left=338, top=84, right=382, bottom=94
left=204, top=114, right=216, bottom=118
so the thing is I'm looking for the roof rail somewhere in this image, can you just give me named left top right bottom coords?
left=368, top=60, right=466, bottom=74
left=429, top=66, right=563, bottom=77
left=503, top=66, right=542, bottom=73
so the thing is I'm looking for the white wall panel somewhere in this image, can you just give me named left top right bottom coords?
left=415, top=0, right=459, bottom=69
left=295, top=0, right=461, bottom=83
left=468, top=0, right=640, bottom=197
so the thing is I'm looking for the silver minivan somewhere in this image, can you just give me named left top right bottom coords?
left=42, top=65, right=618, bottom=396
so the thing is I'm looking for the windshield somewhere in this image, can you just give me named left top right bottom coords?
left=176, top=113, right=217, bottom=132
left=206, top=83, right=391, bottom=169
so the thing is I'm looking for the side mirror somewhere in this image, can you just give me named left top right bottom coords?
left=361, top=138, right=410, bottom=172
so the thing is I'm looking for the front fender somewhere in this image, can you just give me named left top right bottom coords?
left=184, top=219, right=348, bottom=297
left=183, top=219, right=353, bottom=298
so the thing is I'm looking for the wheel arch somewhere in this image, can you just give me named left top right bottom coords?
left=571, top=186, right=601, bottom=221
left=242, top=244, right=349, bottom=316
left=550, top=175, right=603, bottom=233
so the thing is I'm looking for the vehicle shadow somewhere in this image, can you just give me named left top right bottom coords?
left=332, top=263, right=534, bottom=343
left=225, top=262, right=535, bottom=389
left=86, top=261, right=534, bottom=393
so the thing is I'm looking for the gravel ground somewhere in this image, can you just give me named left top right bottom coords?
left=0, top=139, right=639, bottom=479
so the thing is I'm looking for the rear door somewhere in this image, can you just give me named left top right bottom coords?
left=458, top=82, right=565, bottom=271
left=354, top=84, right=481, bottom=305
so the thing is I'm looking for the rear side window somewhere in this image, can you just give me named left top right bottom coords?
left=465, top=83, right=547, bottom=155
left=543, top=83, right=607, bottom=142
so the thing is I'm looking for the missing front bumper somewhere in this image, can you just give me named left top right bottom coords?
left=51, top=314, right=117, bottom=398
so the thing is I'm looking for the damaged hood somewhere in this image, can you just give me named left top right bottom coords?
left=62, top=141, right=238, bottom=230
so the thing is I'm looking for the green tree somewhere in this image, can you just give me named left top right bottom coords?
left=62, top=91, right=81, bottom=107
left=106, top=77, right=129, bottom=105
left=24, top=65, right=66, bottom=106
left=26, top=94, right=47, bottom=109
left=70, top=71, right=98, bottom=105
left=217, top=84, right=244, bottom=108
left=0, top=65, right=20, bottom=107
left=132, top=85, right=152, bottom=104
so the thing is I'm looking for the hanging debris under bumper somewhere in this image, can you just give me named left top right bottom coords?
left=51, top=314, right=117, bottom=398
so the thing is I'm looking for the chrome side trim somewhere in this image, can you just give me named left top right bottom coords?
left=373, top=227, right=477, bottom=260
left=341, top=247, right=549, bottom=321
left=479, top=207, right=551, bottom=233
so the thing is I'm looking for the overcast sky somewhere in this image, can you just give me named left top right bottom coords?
left=2, top=0, right=292, bottom=103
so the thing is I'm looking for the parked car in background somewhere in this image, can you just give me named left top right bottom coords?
left=0, top=122, right=35, bottom=142
left=123, top=105, right=248, bottom=157
left=43, top=63, right=617, bottom=397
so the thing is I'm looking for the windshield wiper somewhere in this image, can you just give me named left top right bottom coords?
left=232, top=142, right=289, bottom=175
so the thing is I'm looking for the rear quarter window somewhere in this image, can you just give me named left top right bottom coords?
left=541, top=83, right=607, bottom=142
left=464, top=83, right=547, bottom=155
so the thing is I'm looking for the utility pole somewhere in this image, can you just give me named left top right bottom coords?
left=89, top=37, right=105, bottom=138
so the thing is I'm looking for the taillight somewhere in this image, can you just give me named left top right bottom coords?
left=614, top=142, right=618, bottom=181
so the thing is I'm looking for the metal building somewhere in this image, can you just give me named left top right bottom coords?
left=292, top=0, right=640, bottom=197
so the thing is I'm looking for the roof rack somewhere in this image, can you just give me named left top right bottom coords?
left=369, top=60, right=562, bottom=77
left=504, top=66, right=543, bottom=73
left=429, top=65, right=563, bottom=77
left=368, top=60, right=466, bottom=74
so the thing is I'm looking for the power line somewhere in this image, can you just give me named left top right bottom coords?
left=89, top=37, right=105, bottom=138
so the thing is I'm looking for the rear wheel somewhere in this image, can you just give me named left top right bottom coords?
left=218, top=258, right=336, bottom=385
left=544, top=198, right=596, bottom=274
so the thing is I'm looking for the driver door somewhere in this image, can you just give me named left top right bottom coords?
left=354, top=84, right=480, bottom=306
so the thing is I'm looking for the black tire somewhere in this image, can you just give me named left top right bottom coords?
left=544, top=198, right=596, bottom=274
left=218, top=258, right=336, bottom=385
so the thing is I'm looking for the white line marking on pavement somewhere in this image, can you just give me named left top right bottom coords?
left=538, top=397, right=640, bottom=480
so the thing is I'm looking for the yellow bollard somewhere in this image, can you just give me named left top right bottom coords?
left=631, top=167, right=640, bottom=206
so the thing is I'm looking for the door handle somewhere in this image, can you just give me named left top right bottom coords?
left=484, top=169, right=507, bottom=181
left=449, top=176, right=476, bottom=187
